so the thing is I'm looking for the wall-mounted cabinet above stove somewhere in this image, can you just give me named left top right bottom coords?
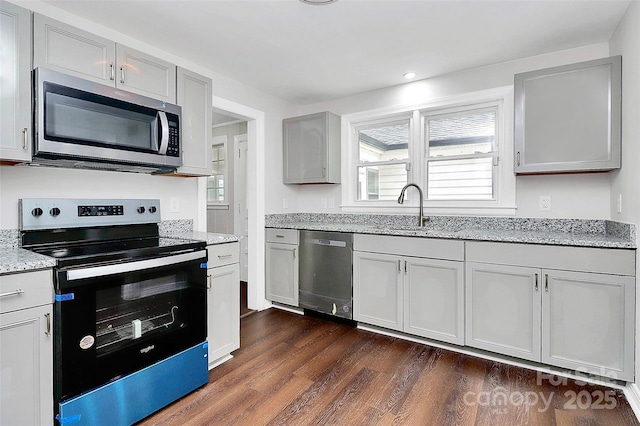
left=514, top=55, right=621, bottom=174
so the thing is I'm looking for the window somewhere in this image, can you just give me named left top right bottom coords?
left=425, top=108, right=497, bottom=200
left=343, top=87, right=515, bottom=215
left=355, top=119, right=410, bottom=201
left=207, top=140, right=226, bottom=204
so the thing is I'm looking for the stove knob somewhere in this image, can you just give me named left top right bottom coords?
left=31, top=207, right=43, bottom=217
left=50, top=207, right=61, bottom=217
left=149, top=206, right=157, bottom=213
left=137, top=206, right=146, bottom=214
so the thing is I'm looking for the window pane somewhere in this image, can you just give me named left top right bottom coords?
left=427, top=110, right=495, bottom=157
left=427, top=157, right=494, bottom=200
left=357, top=164, right=407, bottom=201
left=359, top=122, right=409, bottom=162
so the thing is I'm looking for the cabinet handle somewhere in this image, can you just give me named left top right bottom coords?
left=544, top=274, right=549, bottom=292
left=397, top=259, right=401, bottom=272
left=517, top=151, right=521, bottom=166
left=404, top=260, right=407, bottom=273
left=275, top=235, right=285, bottom=238
left=293, top=248, right=296, bottom=260
left=0, top=289, right=24, bottom=298
left=120, top=66, right=125, bottom=84
left=207, top=275, right=212, bottom=289
left=44, top=313, right=51, bottom=336
left=534, top=273, right=538, bottom=291
left=217, top=254, right=233, bottom=259
left=22, top=128, right=28, bottom=150
left=110, top=63, right=115, bottom=81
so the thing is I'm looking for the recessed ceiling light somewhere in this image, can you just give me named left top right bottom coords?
left=299, top=0, right=339, bottom=4
left=404, top=72, right=417, bottom=79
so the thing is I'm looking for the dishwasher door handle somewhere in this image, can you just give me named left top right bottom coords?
left=307, top=238, right=347, bottom=248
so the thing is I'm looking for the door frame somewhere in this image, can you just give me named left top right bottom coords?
left=199, top=96, right=267, bottom=311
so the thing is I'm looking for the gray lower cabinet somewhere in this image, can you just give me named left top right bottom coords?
left=466, top=241, right=635, bottom=381
left=206, top=243, right=240, bottom=367
left=0, top=269, right=53, bottom=426
left=0, top=0, right=32, bottom=162
left=353, top=235, right=465, bottom=345
left=265, top=229, right=299, bottom=307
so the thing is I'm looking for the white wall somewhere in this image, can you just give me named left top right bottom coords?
left=0, top=0, right=294, bottom=232
left=268, top=43, right=614, bottom=219
left=608, top=0, right=640, bottom=388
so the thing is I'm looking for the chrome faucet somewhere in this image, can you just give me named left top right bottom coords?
left=398, top=183, right=428, bottom=227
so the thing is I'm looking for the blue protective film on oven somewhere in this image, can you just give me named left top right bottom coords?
left=200, top=262, right=208, bottom=269
left=57, top=342, right=208, bottom=426
left=55, top=293, right=75, bottom=302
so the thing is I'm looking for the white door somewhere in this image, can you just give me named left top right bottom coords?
left=234, top=135, right=249, bottom=282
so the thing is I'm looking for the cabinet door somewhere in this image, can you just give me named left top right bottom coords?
left=353, top=251, right=403, bottom=331
left=0, top=304, right=53, bottom=426
left=176, top=67, right=213, bottom=176
left=404, top=257, right=464, bottom=345
left=116, top=45, right=176, bottom=103
left=265, top=243, right=299, bottom=306
left=514, top=56, right=621, bottom=173
left=207, top=263, right=240, bottom=366
left=542, top=269, right=635, bottom=381
left=283, top=113, right=326, bottom=183
left=0, top=1, right=32, bottom=162
left=466, top=262, right=541, bottom=362
left=33, top=13, right=115, bottom=85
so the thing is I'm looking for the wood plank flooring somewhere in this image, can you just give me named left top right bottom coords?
left=139, top=308, right=639, bottom=426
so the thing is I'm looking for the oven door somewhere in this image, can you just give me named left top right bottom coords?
left=53, top=250, right=207, bottom=404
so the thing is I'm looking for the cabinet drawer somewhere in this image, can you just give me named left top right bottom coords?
left=0, top=270, right=53, bottom=314
left=207, top=242, right=240, bottom=268
left=266, top=228, right=298, bottom=245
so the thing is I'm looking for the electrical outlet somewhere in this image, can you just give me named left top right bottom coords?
left=170, top=197, right=180, bottom=213
left=618, top=194, right=623, bottom=214
left=539, top=195, right=551, bottom=211
left=320, top=198, right=328, bottom=209
left=282, top=198, right=289, bottom=209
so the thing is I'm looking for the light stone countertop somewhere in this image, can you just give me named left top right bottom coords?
left=266, top=214, right=636, bottom=249
left=0, top=247, right=57, bottom=275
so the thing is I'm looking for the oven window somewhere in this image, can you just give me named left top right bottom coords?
left=95, top=271, right=190, bottom=356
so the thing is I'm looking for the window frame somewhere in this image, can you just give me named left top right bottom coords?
left=354, top=115, right=413, bottom=202
left=207, top=135, right=228, bottom=208
left=341, top=86, right=516, bottom=216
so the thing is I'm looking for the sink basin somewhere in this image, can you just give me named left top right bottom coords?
left=371, top=225, right=460, bottom=234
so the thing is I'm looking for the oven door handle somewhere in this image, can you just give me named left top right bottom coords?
left=66, top=250, right=206, bottom=281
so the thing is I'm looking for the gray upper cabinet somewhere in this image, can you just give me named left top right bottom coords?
left=514, top=56, right=621, bottom=174
left=283, top=111, right=341, bottom=184
left=34, top=14, right=176, bottom=103
left=175, top=67, right=213, bottom=176
left=0, top=0, right=32, bottom=162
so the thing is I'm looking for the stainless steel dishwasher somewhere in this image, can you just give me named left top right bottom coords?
left=299, top=230, right=353, bottom=319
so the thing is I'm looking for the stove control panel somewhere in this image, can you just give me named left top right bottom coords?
left=19, top=199, right=161, bottom=230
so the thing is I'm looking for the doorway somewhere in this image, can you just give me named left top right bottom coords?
left=205, top=98, right=267, bottom=315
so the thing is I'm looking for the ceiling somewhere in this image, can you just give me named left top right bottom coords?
left=39, top=0, right=631, bottom=105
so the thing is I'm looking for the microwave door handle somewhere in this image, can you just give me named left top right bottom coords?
left=157, top=111, right=170, bottom=155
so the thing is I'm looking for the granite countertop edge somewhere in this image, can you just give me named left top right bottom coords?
left=265, top=214, right=637, bottom=250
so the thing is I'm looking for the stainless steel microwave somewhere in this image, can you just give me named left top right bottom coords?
left=33, top=68, right=182, bottom=174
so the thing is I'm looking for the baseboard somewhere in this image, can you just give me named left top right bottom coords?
left=357, top=323, right=628, bottom=391
left=624, top=383, right=640, bottom=421
left=208, top=354, right=233, bottom=370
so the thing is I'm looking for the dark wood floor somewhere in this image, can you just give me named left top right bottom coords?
left=139, top=308, right=639, bottom=426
